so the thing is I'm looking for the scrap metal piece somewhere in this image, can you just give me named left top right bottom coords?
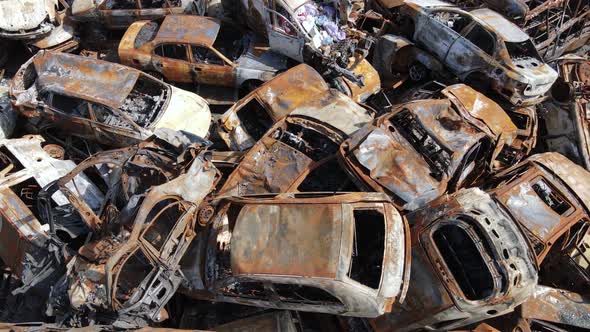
left=0, top=0, right=62, bottom=40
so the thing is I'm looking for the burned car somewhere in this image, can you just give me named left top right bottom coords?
left=538, top=56, right=590, bottom=170
left=232, top=0, right=380, bottom=101
left=39, top=134, right=220, bottom=327
left=216, top=64, right=333, bottom=151
left=379, top=0, right=558, bottom=106
left=118, top=15, right=289, bottom=95
left=181, top=192, right=410, bottom=318
left=486, top=152, right=590, bottom=264
left=370, top=188, right=537, bottom=331
left=216, top=88, right=374, bottom=197
left=338, top=84, right=527, bottom=211
left=10, top=51, right=211, bottom=147
left=70, top=0, right=202, bottom=29
left=0, top=135, right=102, bottom=292
left=0, top=0, right=67, bottom=40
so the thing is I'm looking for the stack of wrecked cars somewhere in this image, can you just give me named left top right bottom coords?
left=0, top=0, right=589, bottom=330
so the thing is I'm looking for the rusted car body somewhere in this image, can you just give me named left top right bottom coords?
left=39, top=136, right=220, bottom=327
left=486, top=152, right=590, bottom=264
left=539, top=57, right=590, bottom=170
left=216, top=89, right=373, bottom=197
left=181, top=192, right=410, bottom=318
left=118, top=15, right=289, bottom=91
left=378, top=0, right=558, bottom=106
left=216, top=64, right=331, bottom=151
left=0, top=0, right=67, bottom=40
left=10, top=51, right=211, bottom=147
left=371, top=187, right=537, bottom=331
left=70, top=0, right=201, bottom=29
left=0, top=136, right=102, bottom=285
left=338, top=84, right=526, bottom=211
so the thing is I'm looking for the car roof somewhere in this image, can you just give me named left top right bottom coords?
left=33, top=51, right=139, bottom=109
left=155, top=15, right=220, bottom=47
left=230, top=203, right=348, bottom=279
left=528, top=152, right=590, bottom=213
left=470, top=8, right=530, bottom=42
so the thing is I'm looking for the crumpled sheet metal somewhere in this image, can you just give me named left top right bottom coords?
left=520, top=286, right=590, bottom=329
left=342, top=98, right=485, bottom=211
left=33, top=50, right=139, bottom=109
left=0, top=135, right=102, bottom=277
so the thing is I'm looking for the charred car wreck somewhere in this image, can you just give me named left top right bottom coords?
left=1, top=0, right=590, bottom=330
left=37, top=133, right=220, bottom=327
left=10, top=51, right=211, bottom=147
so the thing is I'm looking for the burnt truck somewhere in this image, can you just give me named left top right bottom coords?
left=37, top=134, right=220, bottom=327
left=338, top=84, right=532, bottom=211
left=370, top=188, right=538, bottom=331
left=180, top=192, right=411, bottom=318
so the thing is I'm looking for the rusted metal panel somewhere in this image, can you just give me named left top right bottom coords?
left=155, top=15, right=220, bottom=47
left=231, top=203, right=343, bottom=278
left=33, top=51, right=139, bottom=109
left=520, top=286, right=590, bottom=329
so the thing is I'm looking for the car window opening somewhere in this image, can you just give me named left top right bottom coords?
left=349, top=209, right=385, bottom=289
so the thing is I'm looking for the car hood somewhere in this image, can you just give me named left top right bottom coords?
left=0, top=0, right=56, bottom=31
left=153, top=87, right=211, bottom=138
left=237, top=36, right=289, bottom=73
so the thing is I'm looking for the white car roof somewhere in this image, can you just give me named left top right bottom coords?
left=470, top=8, right=530, bottom=42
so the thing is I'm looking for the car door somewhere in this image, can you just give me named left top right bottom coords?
left=42, top=92, right=97, bottom=139
left=152, top=43, right=192, bottom=83
left=415, top=9, right=471, bottom=61
left=266, top=2, right=304, bottom=62
left=100, top=0, right=139, bottom=29
left=189, top=45, right=235, bottom=87
left=445, top=21, right=497, bottom=76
